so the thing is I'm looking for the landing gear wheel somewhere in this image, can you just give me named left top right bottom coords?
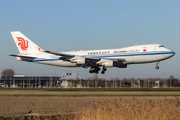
left=155, top=66, right=159, bottom=69
left=155, top=61, right=160, bottom=70
left=89, top=66, right=101, bottom=74
left=103, top=67, right=107, bottom=71
left=101, top=71, right=105, bottom=74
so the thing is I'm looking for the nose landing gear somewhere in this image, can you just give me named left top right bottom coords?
left=155, top=61, right=160, bottom=69
left=155, top=66, right=159, bottom=69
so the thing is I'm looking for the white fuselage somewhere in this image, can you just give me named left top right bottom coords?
left=30, top=44, right=175, bottom=67
left=10, top=31, right=175, bottom=74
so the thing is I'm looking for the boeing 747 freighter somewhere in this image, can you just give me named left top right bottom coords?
left=9, top=31, right=175, bottom=74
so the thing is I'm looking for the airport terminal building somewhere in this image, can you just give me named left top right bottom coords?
left=0, top=75, right=61, bottom=88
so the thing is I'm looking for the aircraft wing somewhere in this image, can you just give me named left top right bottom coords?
left=43, top=50, right=75, bottom=57
left=117, top=59, right=126, bottom=62
left=42, top=50, right=127, bottom=67
left=43, top=50, right=100, bottom=61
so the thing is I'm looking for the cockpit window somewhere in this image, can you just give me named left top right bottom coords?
left=159, top=45, right=164, bottom=47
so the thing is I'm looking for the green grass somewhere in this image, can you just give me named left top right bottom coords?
left=1, top=88, right=180, bottom=91
left=1, top=91, right=180, bottom=97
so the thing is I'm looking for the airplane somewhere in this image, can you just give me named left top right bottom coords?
left=9, top=31, right=175, bottom=74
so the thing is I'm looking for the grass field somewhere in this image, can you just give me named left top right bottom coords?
left=0, top=97, right=180, bottom=120
left=1, top=91, right=180, bottom=97
left=1, top=88, right=180, bottom=97
left=1, top=89, right=180, bottom=119
left=1, top=88, right=180, bottom=91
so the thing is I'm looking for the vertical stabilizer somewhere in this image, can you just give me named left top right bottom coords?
left=11, top=31, right=43, bottom=54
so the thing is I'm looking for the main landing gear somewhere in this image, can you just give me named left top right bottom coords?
left=155, top=61, right=160, bottom=69
left=101, top=67, right=107, bottom=74
left=89, top=67, right=107, bottom=74
left=89, top=67, right=100, bottom=74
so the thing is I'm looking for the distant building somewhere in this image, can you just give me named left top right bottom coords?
left=0, top=75, right=60, bottom=88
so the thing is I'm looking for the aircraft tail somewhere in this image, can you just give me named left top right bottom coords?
left=11, top=31, right=43, bottom=54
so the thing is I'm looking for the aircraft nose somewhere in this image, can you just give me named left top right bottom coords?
left=171, top=51, right=175, bottom=56
left=169, top=50, right=175, bottom=57
left=163, top=50, right=175, bottom=59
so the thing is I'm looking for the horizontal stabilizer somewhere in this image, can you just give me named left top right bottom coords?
left=8, top=54, right=37, bottom=59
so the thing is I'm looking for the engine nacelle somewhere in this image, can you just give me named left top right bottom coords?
left=70, top=57, right=86, bottom=64
left=117, top=64, right=127, bottom=68
left=100, top=61, right=113, bottom=67
left=114, top=62, right=127, bottom=68
left=100, top=61, right=127, bottom=68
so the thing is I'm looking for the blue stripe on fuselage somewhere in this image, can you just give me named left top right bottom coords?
left=83, top=51, right=174, bottom=58
left=31, top=51, right=174, bottom=62
left=32, top=58, right=59, bottom=62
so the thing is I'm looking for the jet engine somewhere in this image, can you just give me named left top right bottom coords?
left=99, top=60, right=127, bottom=68
left=70, top=57, right=86, bottom=64
left=99, top=61, right=114, bottom=67
left=117, top=64, right=127, bottom=68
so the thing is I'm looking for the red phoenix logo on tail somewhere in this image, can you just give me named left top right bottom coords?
left=17, top=37, right=28, bottom=51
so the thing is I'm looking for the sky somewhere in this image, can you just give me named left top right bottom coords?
left=0, top=0, right=179, bottom=79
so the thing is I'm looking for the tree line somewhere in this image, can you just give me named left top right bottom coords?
left=1, top=69, right=15, bottom=77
